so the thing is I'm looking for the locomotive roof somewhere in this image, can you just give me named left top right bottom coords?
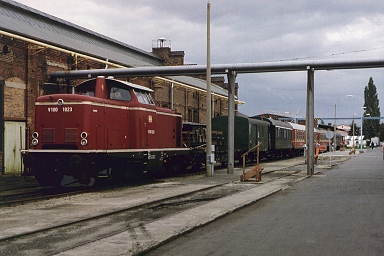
left=77, top=77, right=154, bottom=92
left=106, top=77, right=153, bottom=92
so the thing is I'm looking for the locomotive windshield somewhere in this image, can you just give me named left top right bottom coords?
left=110, top=87, right=132, bottom=101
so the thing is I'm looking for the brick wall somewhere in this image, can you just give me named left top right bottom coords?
left=0, top=35, right=112, bottom=172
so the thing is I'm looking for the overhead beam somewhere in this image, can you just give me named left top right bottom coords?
left=48, top=58, right=384, bottom=177
left=50, top=58, right=384, bottom=79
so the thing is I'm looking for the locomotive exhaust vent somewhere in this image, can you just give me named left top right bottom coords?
left=42, top=128, right=55, bottom=143
left=65, top=128, right=78, bottom=143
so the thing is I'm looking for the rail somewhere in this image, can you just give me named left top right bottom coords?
left=240, top=143, right=263, bottom=182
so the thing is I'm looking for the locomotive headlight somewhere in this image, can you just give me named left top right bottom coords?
left=81, top=138, right=88, bottom=146
left=32, top=138, right=39, bottom=146
left=81, top=132, right=88, bottom=139
left=32, top=132, right=39, bottom=139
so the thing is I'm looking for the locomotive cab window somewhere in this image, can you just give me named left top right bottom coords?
left=110, top=87, right=132, bottom=102
left=76, top=84, right=95, bottom=96
left=134, top=89, right=155, bottom=105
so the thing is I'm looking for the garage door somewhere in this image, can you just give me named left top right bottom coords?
left=4, top=121, right=26, bottom=175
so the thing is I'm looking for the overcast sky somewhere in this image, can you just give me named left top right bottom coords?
left=15, top=0, right=384, bottom=124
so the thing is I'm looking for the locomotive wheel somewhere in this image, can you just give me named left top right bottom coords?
left=35, top=170, right=63, bottom=187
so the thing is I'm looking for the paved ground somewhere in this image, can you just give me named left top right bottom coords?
left=145, top=147, right=384, bottom=256
left=0, top=149, right=357, bottom=255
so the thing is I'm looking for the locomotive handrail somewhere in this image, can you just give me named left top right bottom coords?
left=191, top=144, right=206, bottom=150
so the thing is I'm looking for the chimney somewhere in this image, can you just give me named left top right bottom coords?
left=152, top=38, right=185, bottom=66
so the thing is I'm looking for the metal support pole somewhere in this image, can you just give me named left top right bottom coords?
left=360, top=116, right=363, bottom=151
left=352, top=117, right=355, bottom=148
left=170, top=82, right=174, bottom=109
left=306, top=66, right=315, bottom=175
left=205, top=1, right=213, bottom=177
left=227, top=70, right=236, bottom=174
left=333, top=104, right=336, bottom=152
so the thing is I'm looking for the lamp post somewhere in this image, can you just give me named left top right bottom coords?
left=333, top=104, right=336, bottom=151
left=352, top=114, right=355, bottom=148
left=360, top=111, right=370, bottom=151
left=360, top=116, right=363, bottom=150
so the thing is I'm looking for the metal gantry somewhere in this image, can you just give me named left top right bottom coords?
left=50, top=58, right=384, bottom=176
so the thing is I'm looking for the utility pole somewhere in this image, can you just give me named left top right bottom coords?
left=306, top=66, right=315, bottom=175
left=206, top=1, right=213, bottom=177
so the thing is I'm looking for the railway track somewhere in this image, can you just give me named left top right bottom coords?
left=0, top=186, right=91, bottom=207
left=0, top=170, right=298, bottom=256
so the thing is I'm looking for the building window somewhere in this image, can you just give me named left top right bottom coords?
left=188, top=109, right=192, bottom=122
left=193, top=110, right=199, bottom=123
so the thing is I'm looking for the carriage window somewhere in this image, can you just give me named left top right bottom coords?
left=110, top=87, right=132, bottom=101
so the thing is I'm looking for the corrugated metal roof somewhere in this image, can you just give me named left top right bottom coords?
left=0, top=0, right=164, bottom=67
left=0, top=0, right=231, bottom=98
left=166, top=76, right=230, bottom=98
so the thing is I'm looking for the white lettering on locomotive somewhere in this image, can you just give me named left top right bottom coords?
left=62, top=107, right=73, bottom=112
left=148, top=130, right=155, bottom=134
left=48, top=107, right=59, bottom=112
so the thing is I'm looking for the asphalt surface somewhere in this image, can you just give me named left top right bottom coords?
left=146, top=148, right=384, bottom=256
left=0, top=149, right=362, bottom=255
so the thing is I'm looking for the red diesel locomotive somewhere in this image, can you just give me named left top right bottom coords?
left=23, top=76, right=192, bottom=186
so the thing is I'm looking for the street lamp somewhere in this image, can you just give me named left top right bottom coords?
left=360, top=107, right=370, bottom=151
left=352, top=113, right=356, bottom=149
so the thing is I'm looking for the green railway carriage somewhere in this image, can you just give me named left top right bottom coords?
left=212, top=115, right=270, bottom=164
left=263, top=117, right=293, bottom=156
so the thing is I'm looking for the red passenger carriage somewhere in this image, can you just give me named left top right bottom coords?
left=290, top=123, right=306, bottom=155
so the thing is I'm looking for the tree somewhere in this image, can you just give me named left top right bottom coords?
left=363, top=77, right=380, bottom=140
left=380, top=123, right=384, bottom=142
left=348, top=121, right=360, bottom=137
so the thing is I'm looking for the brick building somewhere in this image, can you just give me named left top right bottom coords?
left=0, top=0, right=241, bottom=175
